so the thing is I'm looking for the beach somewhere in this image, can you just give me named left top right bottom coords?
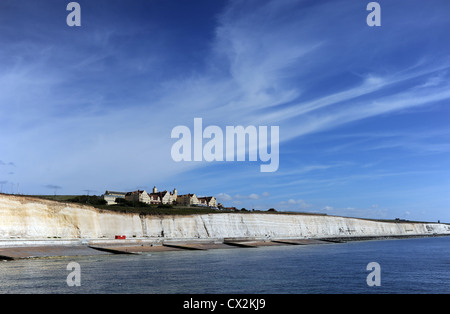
left=1, top=234, right=448, bottom=260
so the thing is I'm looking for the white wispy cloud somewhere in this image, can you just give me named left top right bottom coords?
left=321, top=204, right=389, bottom=220
left=278, top=199, right=314, bottom=210
left=217, top=192, right=271, bottom=203
left=2, top=0, right=450, bottom=209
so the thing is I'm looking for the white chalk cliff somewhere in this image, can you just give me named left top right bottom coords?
left=1, top=195, right=449, bottom=240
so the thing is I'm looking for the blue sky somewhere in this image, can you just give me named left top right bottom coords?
left=1, top=0, right=449, bottom=222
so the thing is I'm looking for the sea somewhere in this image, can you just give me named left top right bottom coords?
left=0, top=237, right=449, bottom=294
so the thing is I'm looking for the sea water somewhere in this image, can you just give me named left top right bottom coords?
left=0, top=237, right=449, bottom=294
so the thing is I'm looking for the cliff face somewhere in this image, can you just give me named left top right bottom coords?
left=0, top=195, right=142, bottom=239
left=1, top=194, right=449, bottom=240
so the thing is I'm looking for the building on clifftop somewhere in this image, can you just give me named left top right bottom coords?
left=125, top=190, right=151, bottom=204
left=176, top=193, right=199, bottom=206
left=148, top=186, right=178, bottom=204
left=197, top=196, right=217, bottom=208
left=103, top=191, right=127, bottom=205
left=102, top=187, right=220, bottom=209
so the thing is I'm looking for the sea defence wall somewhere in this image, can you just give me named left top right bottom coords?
left=1, top=194, right=449, bottom=242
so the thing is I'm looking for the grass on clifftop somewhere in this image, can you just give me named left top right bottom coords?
left=29, top=194, right=257, bottom=215
left=12, top=194, right=446, bottom=223
left=28, top=194, right=329, bottom=216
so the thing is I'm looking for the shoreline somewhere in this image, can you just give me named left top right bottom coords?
left=1, top=234, right=448, bottom=261
left=2, top=194, right=449, bottom=260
